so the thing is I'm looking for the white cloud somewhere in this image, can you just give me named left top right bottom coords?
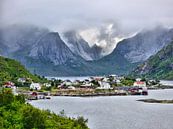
left=1, top=0, right=173, bottom=54
left=1, top=0, right=173, bottom=32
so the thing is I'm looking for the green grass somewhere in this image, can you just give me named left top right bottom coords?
left=0, top=56, right=47, bottom=85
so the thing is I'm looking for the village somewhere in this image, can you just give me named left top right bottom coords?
left=1, top=74, right=167, bottom=100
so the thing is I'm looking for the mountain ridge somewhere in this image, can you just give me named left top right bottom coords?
left=131, top=40, right=173, bottom=80
left=1, top=25, right=173, bottom=76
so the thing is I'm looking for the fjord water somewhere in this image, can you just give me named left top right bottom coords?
left=31, top=89, right=173, bottom=129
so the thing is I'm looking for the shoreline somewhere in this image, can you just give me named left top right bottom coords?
left=137, top=99, right=173, bottom=104
left=22, top=88, right=173, bottom=100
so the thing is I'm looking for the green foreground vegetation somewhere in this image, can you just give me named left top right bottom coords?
left=0, top=89, right=89, bottom=129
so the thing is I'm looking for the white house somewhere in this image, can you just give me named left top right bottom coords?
left=30, top=83, right=42, bottom=90
left=136, top=78, right=142, bottom=81
left=17, top=78, right=26, bottom=83
left=63, top=80, right=72, bottom=86
left=68, top=86, right=76, bottom=90
left=72, top=80, right=80, bottom=86
left=102, top=77, right=109, bottom=82
left=44, top=83, right=51, bottom=87
left=97, top=81, right=111, bottom=89
left=116, top=79, right=121, bottom=84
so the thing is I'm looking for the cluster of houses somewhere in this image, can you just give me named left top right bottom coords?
left=57, top=76, right=114, bottom=90
left=56, top=75, right=147, bottom=90
left=1, top=78, right=51, bottom=92
left=1, top=75, right=150, bottom=96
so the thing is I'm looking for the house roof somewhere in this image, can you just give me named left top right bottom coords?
left=134, top=81, right=145, bottom=85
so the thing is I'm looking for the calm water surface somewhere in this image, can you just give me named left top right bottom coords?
left=30, top=89, right=173, bottom=129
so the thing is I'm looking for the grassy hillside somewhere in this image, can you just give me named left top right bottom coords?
left=132, top=41, right=173, bottom=80
left=0, top=56, right=43, bottom=85
left=0, top=89, right=89, bottom=129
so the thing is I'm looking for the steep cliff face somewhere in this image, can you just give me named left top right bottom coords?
left=29, top=32, right=77, bottom=65
left=132, top=41, right=173, bottom=80
left=62, top=31, right=102, bottom=61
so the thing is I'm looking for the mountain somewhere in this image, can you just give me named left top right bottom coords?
left=1, top=25, right=173, bottom=76
left=0, top=56, right=41, bottom=84
left=91, top=27, right=173, bottom=75
left=131, top=40, right=173, bottom=80
left=0, top=25, right=98, bottom=76
left=29, top=32, right=78, bottom=65
left=112, top=27, right=173, bottom=63
left=0, top=25, right=84, bottom=75
left=62, top=31, right=102, bottom=60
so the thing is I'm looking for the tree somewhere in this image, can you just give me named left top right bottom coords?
left=21, top=105, right=46, bottom=129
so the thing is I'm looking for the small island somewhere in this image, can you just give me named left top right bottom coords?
left=137, top=99, right=173, bottom=104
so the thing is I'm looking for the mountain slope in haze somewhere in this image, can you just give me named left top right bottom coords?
left=132, top=41, right=173, bottom=80
left=113, top=27, right=173, bottom=63
left=92, top=27, right=173, bottom=75
left=0, top=24, right=49, bottom=54
left=62, top=31, right=102, bottom=60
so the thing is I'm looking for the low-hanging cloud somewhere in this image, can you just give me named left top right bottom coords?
left=1, top=0, right=173, bottom=54
left=1, top=0, right=173, bottom=33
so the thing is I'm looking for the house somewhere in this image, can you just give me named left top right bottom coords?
left=68, top=86, right=75, bottom=90
left=17, top=78, right=26, bottom=83
left=97, top=81, right=111, bottom=89
left=29, top=92, right=38, bottom=100
left=63, top=80, right=72, bottom=86
left=80, top=83, right=93, bottom=89
left=44, top=83, right=51, bottom=87
left=136, top=78, right=142, bottom=82
left=3, top=81, right=18, bottom=95
left=3, top=81, right=15, bottom=88
left=72, top=80, right=81, bottom=86
left=30, top=83, right=42, bottom=90
left=133, top=81, right=146, bottom=87
left=109, top=74, right=118, bottom=77
left=116, top=79, right=121, bottom=84
left=102, top=77, right=109, bottom=82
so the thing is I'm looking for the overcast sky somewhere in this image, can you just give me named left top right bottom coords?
left=1, top=0, right=173, bottom=33
left=1, top=0, right=173, bottom=53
